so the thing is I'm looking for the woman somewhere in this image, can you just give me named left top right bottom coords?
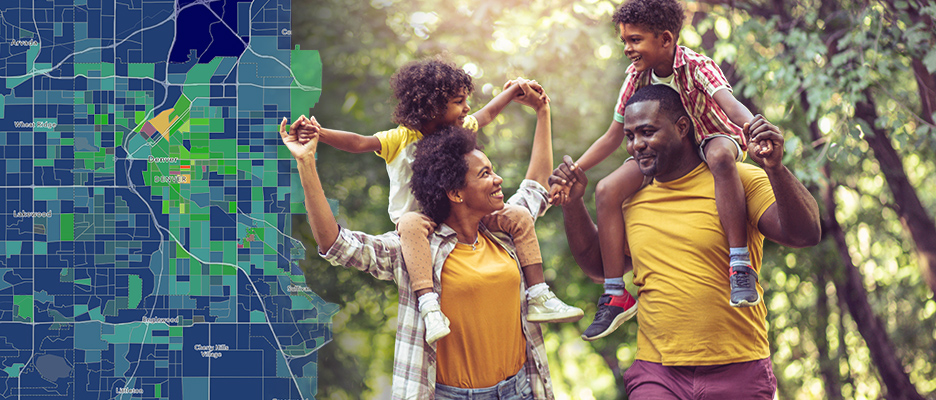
left=281, top=104, right=556, bottom=399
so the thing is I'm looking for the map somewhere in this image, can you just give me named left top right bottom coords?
left=0, top=0, right=336, bottom=398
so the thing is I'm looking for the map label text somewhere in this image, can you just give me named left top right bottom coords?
left=10, top=39, right=39, bottom=46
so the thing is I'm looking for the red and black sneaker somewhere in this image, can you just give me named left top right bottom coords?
left=581, top=293, right=637, bottom=341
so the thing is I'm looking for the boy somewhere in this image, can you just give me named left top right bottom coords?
left=557, top=0, right=757, bottom=341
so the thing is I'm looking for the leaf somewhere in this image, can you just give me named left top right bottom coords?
left=925, top=48, right=936, bottom=74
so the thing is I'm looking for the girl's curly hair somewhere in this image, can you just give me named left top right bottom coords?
left=411, top=126, right=479, bottom=224
left=612, top=0, right=685, bottom=37
left=391, top=57, right=474, bottom=131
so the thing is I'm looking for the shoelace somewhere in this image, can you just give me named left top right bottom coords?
left=733, top=271, right=751, bottom=287
left=595, top=300, right=617, bottom=318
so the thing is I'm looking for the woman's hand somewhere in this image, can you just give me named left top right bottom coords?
left=504, top=77, right=551, bottom=108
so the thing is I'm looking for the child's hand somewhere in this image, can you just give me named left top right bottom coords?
left=743, top=115, right=785, bottom=170
left=509, top=78, right=550, bottom=111
left=548, top=156, right=586, bottom=206
left=295, top=116, right=321, bottom=145
left=548, top=182, right=572, bottom=205
left=280, top=116, right=318, bottom=159
left=504, top=77, right=551, bottom=105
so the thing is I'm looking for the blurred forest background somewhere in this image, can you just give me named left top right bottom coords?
left=290, top=0, right=936, bottom=398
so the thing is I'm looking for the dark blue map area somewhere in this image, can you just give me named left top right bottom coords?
left=0, top=0, right=331, bottom=398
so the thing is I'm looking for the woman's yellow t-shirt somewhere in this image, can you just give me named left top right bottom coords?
left=435, top=233, right=526, bottom=388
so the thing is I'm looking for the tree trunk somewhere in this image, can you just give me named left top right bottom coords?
left=910, top=59, right=936, bottom=126
left=815, top=268, right=844, bottom=400
left=905, top=0, right=936, bottom=125
left=854, top=91, right=936, bottom=295
left=803, top=90, right=924, bottom=400
left=820, top=184, right=926, bottom=400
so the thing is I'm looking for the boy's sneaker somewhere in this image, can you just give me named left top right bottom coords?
left=582, top=293, right=638, bottom=341
left=729, top=263, right=761, bottom=307
left=420, top=303, right=451, bottom=345
left=527, top=290, right=584, bottom=323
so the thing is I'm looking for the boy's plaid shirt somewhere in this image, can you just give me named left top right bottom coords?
left=320, top=179, right=555, bottom=400
left=615, top=45, right=746, bottom=149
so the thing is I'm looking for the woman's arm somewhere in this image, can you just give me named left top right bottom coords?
left=520, top=81, right=553, bottom=188
left=282, top=117, right=341, bottom=249
left=280, top=117, right=402, bottom=280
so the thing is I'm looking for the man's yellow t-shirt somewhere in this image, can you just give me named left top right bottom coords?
left=623, top=162, right=776, bottom=365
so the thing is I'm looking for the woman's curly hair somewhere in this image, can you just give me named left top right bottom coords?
left=411, top=126, right=479, bottom=224
left=612, top=0, right=685, bottom=37
left=391, top=57, right=474, bottom=131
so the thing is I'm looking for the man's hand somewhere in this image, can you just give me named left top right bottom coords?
left=548, top=155, right=587, bottom=205
left=744, top=115, right=784, bottom=170
left=280, top=116, right=318, bottom=160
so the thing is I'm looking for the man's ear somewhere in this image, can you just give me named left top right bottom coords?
left=447, top=189, right=463, bottom=204
left=660, top=30, right=675, bottom=48
left=676, top=115, right=692, bottom=138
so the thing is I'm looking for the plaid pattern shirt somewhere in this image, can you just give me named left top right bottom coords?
left=320, top=179, right=555, bottom=400
left=614, top=45, right=746, bottom=149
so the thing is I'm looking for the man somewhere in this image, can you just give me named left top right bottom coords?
left=551, top=84, right=820, bottom=398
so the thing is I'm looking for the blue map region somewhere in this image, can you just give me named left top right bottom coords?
left=0, top=0, right=332, bottom=397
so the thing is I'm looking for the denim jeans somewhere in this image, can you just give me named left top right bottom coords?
left=435, top=368, right=533, bottom=400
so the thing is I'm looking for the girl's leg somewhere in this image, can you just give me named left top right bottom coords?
left=702, top=136, right=760, bottom=307
left=398, top=212, right=450, bottom=344
left=582, top=159, right=644, bottom=341
left=483, top=204, right=583, bottom=323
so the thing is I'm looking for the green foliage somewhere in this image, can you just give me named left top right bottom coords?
left=292, top=0, right=936, bottom=398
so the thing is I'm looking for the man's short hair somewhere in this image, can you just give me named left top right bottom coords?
left=411, top=126, right=480, bottom=224
left=612, top=0, right=686, bottom=37
left=625, top=84, right=691, bottom=124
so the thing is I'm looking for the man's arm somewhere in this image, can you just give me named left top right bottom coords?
left=549, top=156, right=605, bottom=280
left=297, top=115, right=382, bottom=154
left=745, top=116, right=822, bottom=248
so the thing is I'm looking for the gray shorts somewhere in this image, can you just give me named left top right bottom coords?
left=698, top=134, right=744, bottom=163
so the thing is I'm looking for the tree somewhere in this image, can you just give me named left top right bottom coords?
left=697, top=0, right=936, bottom=397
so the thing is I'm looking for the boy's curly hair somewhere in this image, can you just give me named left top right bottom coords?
left=411, top=126, right=479, bottom=224
left=612, top=0, right=686, bottom=37
left=391, top=57, right=474, bottom=131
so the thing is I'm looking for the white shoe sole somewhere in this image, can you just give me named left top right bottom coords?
left=729, top=294, right=762, bottom=308
left=527, top=308, right=584, bottom=323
